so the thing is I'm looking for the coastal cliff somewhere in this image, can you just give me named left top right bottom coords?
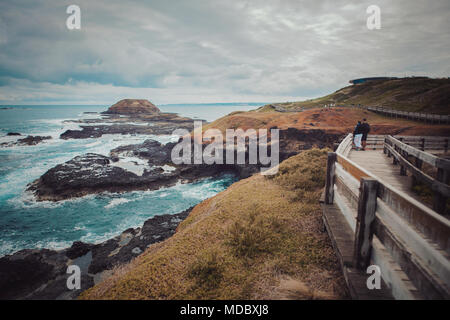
left=5, top=78, right=450, bottom=300
left=80, top=149, right=349, bottom=300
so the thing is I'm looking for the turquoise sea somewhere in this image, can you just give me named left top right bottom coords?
left=0, top=103, right=262, bottom=256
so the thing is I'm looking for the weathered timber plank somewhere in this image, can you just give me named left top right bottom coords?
left=321, top=199, right=393, bottom=299
left=377, top=183, right=450, bottom=253
left=354, top=178, right=379, bottom=270
left=337, top=154, right=371, bottom=182
left=375, top=199, right=450, bottom=287
left=371, top=236, right=423, bottom=299
left=374, top=215, right=450, bottom=299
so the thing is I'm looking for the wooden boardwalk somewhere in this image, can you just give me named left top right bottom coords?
left=321, top=134, right=450, bottom=300
left=349, top=150, right=417, bottom=200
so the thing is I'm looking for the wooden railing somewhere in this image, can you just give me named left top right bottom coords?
left=324, top=133, right=450, bottom=299
left=384, top=135, right=450, bottom=214
left=360, top=135, right=449, bottom=152
left=365, top=106, right=450, bottom=124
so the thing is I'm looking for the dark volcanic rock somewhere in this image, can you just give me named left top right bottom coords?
left=27, top=139, right=241, bottom=201
left=60, top=122, right=195, bottom=139
left=0, top=207, right=193, bottom=300
left=0, top=249, right=69, bottom=300
left=60, top=128, right=102, bottom=139
left=7, top=132, right=21, bottom=136
left=59, top=100, right=201, bottom=140
left=88, top=208, right=191, bottom=274
left=1, top=135, right=52, bottom=147
left=18, top=135, right=52, bottom=146
left=31, top=127, right=343, bottom=202
left=27, top=152, right=177, bottom=201
left=66, top=241, right=94, bottom=260
left=110, top=139, right=174, bottom=166
left=278, top=128, right=343, bottom=160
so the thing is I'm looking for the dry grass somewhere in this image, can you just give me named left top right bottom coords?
left=202, top=107, right=450, bottom=137
left=79, top=149, right=348, bottom=300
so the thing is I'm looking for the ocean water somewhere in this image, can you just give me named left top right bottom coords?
left=0, top=103, right=262, bottom=256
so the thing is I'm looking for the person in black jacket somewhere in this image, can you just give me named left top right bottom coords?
left=360, top=118, right=371, bottom=150
left=353, top=121, right=362, bottom=150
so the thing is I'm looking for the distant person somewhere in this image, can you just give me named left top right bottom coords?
left=360, top=118, right=371, bottom=150
left=353, top=121, right=362, bottom=150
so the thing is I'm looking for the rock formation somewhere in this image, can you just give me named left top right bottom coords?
left=103, top=99, right=160, bottom=115
left=0, top=208, right=192, bottom=300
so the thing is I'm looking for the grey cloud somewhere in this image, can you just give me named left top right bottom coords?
left=0, top=0, right=449, bottom=104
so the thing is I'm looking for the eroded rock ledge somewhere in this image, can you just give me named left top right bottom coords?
left=0, top=208, right=192, bottom=300
left=28, top=127, right=344, bottom=202
left=26, top=139, right=240, bottom=201
left=60, top=99, right=200, bottom=140
left=1, top=135, right=52, bottom=147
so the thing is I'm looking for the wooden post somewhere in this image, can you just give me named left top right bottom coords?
left=400, top=164, right=407, bottom=176
left=353, top=177, right=379, bottom=270
left=421, top=138, right=425, bottom=151
left=400, top=150, right=407, bottom=176
left=411, top=158, right=423, bottom=188
left=415, top=158, right=423, bottom=170
left=325, top=152, right=337, bottom=204
left=433, top=168, right=449, bottom=215
left=333, top=142, right=340, bottom=152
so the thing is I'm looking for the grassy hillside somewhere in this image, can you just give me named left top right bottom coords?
left=203, top=107, right=450, bottom=137
left=272, top=77, right=450, bottom=114
left=200, top=78, right=450, bottom=138
left=80, top=149, right=348, bottom=300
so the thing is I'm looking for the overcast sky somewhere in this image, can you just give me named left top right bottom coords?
left=0, top=0, right=449, bottom=105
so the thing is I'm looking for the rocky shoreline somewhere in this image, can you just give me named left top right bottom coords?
left=0, top=99, right=345, bottom=300
left=26, top=127, right=343, bottom=202
left=59, top=100, right=199, bottom=140
left=0, top=100, right=208, bottom=300
left=26, top=139, right=241, bottom=201
left=59, top=113, right=198, bottom=139
left=1, top=134, right=52, bottom=147
left=0, top=207, right=192, bottom=300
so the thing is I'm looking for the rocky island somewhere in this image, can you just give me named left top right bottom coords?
left=60, top=99, right=197, bottom=139
left=102, top=99, right=161, bottom=115
left=27, top=100, right=346, bottom=203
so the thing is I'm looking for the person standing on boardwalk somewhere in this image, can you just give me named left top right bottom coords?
left=353, top=121, right=363, bottom=150
left=360, top=118, right=371, bottom=151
